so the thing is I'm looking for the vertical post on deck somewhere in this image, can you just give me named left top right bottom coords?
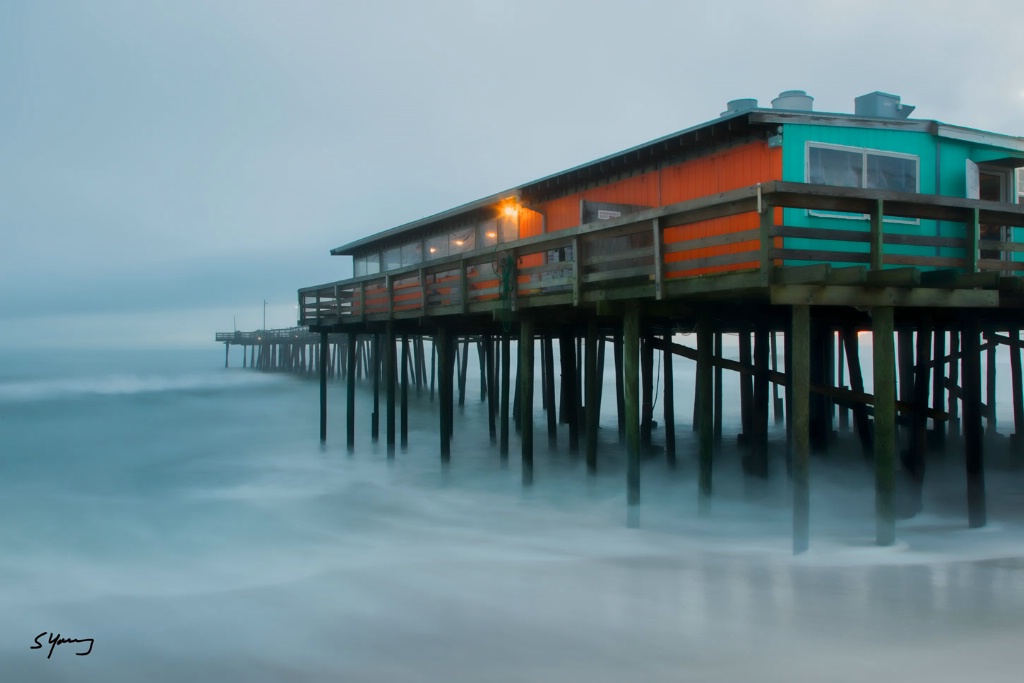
left=401, top=334, right=409, bottom=449
left=585, top=318, right=599, bottom=473
left=346, top=332, right=356, bottom=451
left=319, top=331, right=328, bottom=443
left=624, top=306, right=641, bottom=506
left=520, top=317, right=535, bottom=485
left=697, top=308, right=714, bottom=513
left=962, top=317, right=987, bottom=528
left=500, top=331, right=511, bottom=462
left=663, top=330, right=676, bottom=468
left=792, top=305, right=810, bottom=554
left=873, top=306, right=896, bottom=546
left=386, top=321, right=396, bottom=458
left=1011, top=327, right=1024, bottom=454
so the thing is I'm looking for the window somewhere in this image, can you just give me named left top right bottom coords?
left=401, top=241, right=422, bottom=267
left=426, top=234, right=448, bottom=260
left=479, top=218, right=499, bottom=247
left=1017, top=168, right=1024, bottom=203
left=449, top=227, right=475, bottom=255
left=383, top=246, right=402, bottom=271
left=807, top=143, right=919, bottom=221
left=807, top=143, right=918, bottom=194
left=354, top=253, right=380, bottom=277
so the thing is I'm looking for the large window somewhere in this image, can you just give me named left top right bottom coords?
left=354, top=253, right=380, bottom=277
left=807, top=143, right=919, bottom=222
left=807, top=143, right=918, bottom=194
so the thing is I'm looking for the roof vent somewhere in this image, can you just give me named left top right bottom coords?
left=771, top=90, right=814, bottom=111
left=721, top=98, right=758, bottom=117
left=854, top=91, right=915, bottom=119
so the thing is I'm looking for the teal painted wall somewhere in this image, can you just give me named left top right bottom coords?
left=779, top=123, right=1023, bottom=268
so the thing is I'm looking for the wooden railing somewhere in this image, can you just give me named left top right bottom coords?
left=216, top=327, right=319, bottom=343
left=299, top=182, right=1024, bottom=325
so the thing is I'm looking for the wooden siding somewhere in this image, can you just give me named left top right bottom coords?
left=530, top=141, right=782, bottom=277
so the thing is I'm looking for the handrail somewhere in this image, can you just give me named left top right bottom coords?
left=299, top=182, right=1024, bottom=325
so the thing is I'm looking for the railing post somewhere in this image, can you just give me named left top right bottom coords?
left=758, top=204, right=772, bottom=285
left=419, top=267, right=426, bottom=314
left=967, top=207, right=980, bottom=273
left=572, top=236, right=582, bottom=306
left=510, top=249, right=519, bottom=312
left=869, top=199, right=884, bottom=271
left=358, top=281, right=366, bottom=322
left=652, top=218, right=663, bottom=300
left=333, top=284, right=340, bottom=319
left=387, top=274, right=394, bottom=318
left=315, top=292, right=321, bottom=325
left=460, top=258, right=468, bottom=314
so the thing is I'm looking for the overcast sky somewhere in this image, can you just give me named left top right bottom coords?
left=2, top=0, right=1022, bottom=349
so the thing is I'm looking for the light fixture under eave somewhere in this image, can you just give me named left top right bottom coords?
left=454, top=240, right=464, bottom=246
left=486, top=231, right=497, bottom=238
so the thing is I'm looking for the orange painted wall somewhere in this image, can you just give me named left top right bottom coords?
left=532, top=141, right=782, bottom=277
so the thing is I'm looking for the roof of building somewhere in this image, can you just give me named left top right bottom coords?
left=330, top=102, right=1024, bottom=256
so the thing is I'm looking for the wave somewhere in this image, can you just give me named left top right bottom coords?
left=0, top=370, right=284, bottom=402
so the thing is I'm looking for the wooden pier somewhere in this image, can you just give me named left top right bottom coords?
left=291, top=181, right=1024, bottom=552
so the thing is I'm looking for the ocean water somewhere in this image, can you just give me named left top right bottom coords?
left=2, top=340, right=1024, bottom=682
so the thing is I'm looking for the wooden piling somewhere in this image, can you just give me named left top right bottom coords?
left=520, top=317, right=535, bottom=485
left=739, top=327, right=753, bottom=445
left=986, top=330, right=997, bottom=435
left=961, top=317, right=987, bottom=528
left=560, top=329, right=580, bottom=453
left=500, top=332, right=511, bottom=461
left=319, top=332, right=328, bottom=442
left=1011, top=327, right=1024, bottom=453
left=842, top=324, right=873, bottom=459
left=224, top=343, right=229, bottom=368
left=458, top=339, right=470, bottom=407
left=543, top=335, right=557, bottom=448
left=641, top=332, right=654, bottom=448
left=792, top=305, right=810, bottom=554
left=585, top=318, right=599, bottom=473
left=663, top=330, right=676, bottom=467
left=749, top=323, right=769, bottom=477
left=931, top=327, right=946, bottom=449
left=624, top=307, right=641, bottom=506
left=948, top=330, right=960, bottom=440
left=438, top=327, right=452, bottom=463
left=485, top=334, right=497, bottom=444
left=347, top=332, right=356, bottom=451
left=401, top=334, right=409, bottom=449
left=697, top=308, right=713, bottom=512
left=770, top=331, right=782, bottom=424
left=873, top=306, right=896, bottom=546
left=371, top=334, right=380, bottom=441
left=904, top=321, right=931, bottom=517
left=386, top=322, right=396, bottom=458
left=614, top=328, right=625, bottom=443
left=713, top=332, right=723, bottom=444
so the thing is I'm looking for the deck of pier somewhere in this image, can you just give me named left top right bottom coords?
left=294, top=182, right=1024, bottom=553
